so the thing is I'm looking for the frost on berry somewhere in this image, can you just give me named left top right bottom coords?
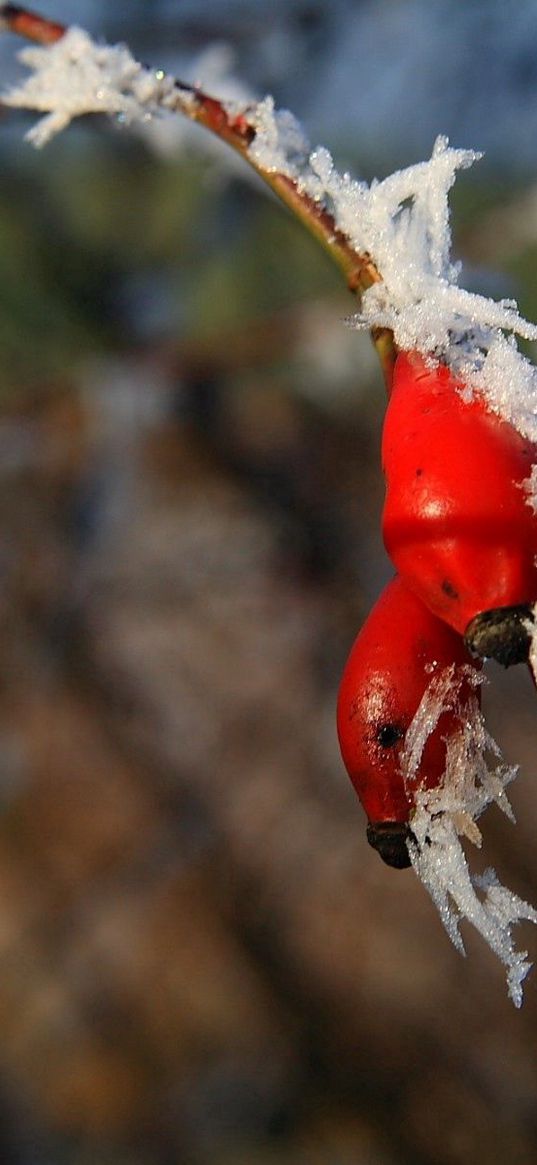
left=404, top=666, right=537, bottom=1007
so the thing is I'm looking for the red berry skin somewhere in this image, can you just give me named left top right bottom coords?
left=382, top=352, right=537, bottom=640
left=337, top=576, right=479, bottom=856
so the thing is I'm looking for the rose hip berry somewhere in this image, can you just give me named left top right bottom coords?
left=337, top=575, right=480, bottom=869
left=382, top=351, right=537, bottom=666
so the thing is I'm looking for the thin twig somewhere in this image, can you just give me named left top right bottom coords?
left=0, top=3, right=64, bottom=42
left=0, top=3, right=396, bottom=385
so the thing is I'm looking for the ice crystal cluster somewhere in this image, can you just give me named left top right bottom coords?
left=3, top=20, right=537, bottom=1002
left=403, top=664, right=536, bottom=1007
left=249, top=110, right=537, bottom=446
left=2, top=27, right=182, bottom=145
left=5, top=26, right=537, bottom=443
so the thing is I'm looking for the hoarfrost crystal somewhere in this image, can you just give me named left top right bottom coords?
left=248, top=96, right=309, bottom=177
left=4, top=30, right=537, bottom=438
left=404, top=666, right=537, bottom=1007
left=2, top=27, right=177, bottom=146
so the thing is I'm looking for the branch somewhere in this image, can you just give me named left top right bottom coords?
left=0, top=2, right=63, bottom=42
left=0, top=3, right=396, bottom=386
left=4, top=7, right=536, bottom=418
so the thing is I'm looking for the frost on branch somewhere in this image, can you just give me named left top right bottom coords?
left=248, top=96, right=310, bottom=178
left=403, top=665, right=537, bottom=1007
left=5, top=27, right=537, bottom=439
left=246, top=102, right=537, bottom=438
left=292, top=135, right=537, bottom=444
left=2, top=26, right=178, bottom=146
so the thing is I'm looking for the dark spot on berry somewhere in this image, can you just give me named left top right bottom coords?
left=376, top=722, right=404, bottom=748
left=415, top=467, right=423, bottom=476
left=441, top=578, right=459, bottom=600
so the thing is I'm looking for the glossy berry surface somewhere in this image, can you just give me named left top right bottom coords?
left=337, top=575, right=479, bottom=867
left=382, top=352, right=537, bottom=656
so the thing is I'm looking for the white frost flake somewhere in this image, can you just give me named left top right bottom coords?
left=523, top=464, right=537, bottom=515
left=293, top=134, right=537, bottom=443
left=2, top=27, right=177, bottom=146
left=247, top=96, right=310, bottom=177
left=404, top=665, right=536, bottom=1007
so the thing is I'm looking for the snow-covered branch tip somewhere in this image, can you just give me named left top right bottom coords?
left=0, top=14, right=386, bottom=339
left=3, top=11, right=537, bottom=434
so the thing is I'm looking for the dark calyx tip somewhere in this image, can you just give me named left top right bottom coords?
left=464, top=604, right=534, bottom=667
left=366, top=822, right=411, bottom=869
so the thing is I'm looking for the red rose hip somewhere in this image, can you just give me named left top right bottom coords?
left=382, top=351, right=537, bottom=665
left=337, top=575, right=480, bottom=868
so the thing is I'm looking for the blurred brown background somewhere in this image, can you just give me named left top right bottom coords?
left=1, top=3, right=537, bottom=1163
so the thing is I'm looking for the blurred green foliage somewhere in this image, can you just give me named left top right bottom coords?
left=0, top=126, right=344, bottom=393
